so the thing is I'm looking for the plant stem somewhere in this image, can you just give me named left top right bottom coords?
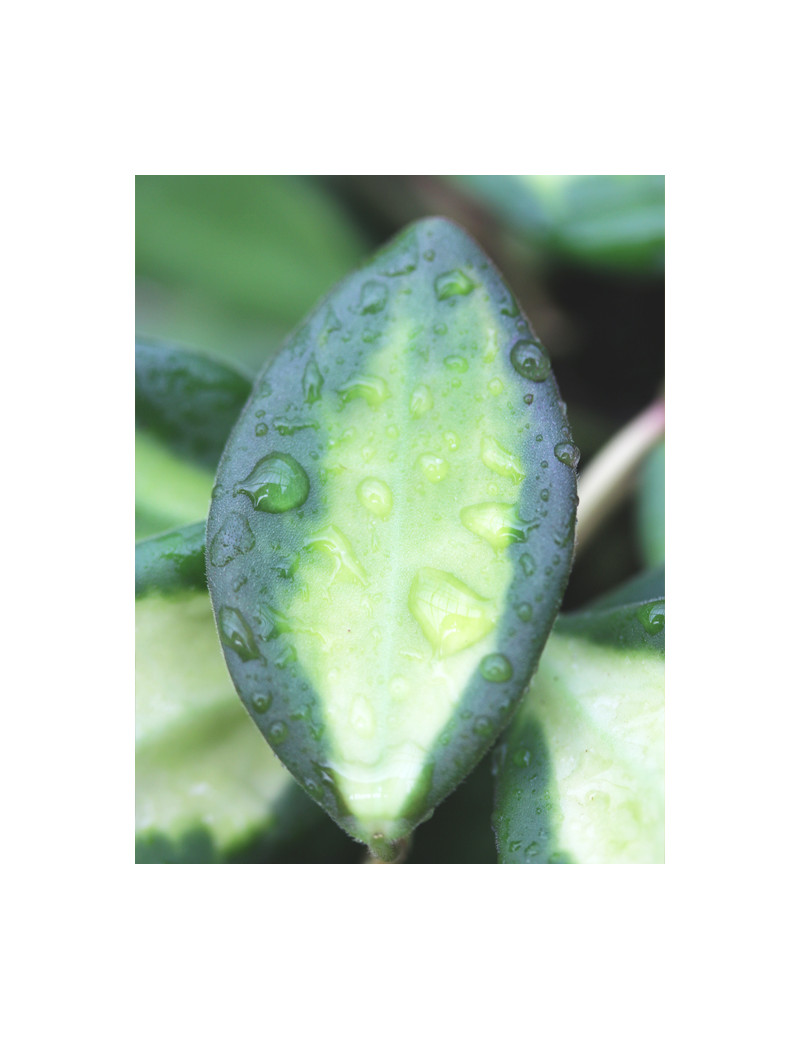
left=365, top=835, right=412, bottom=864
left=574, top=396, right=665, bottom=558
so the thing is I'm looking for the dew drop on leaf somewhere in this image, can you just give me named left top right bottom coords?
left=510, top=339, right=551, bottom=382
left=357, top=477, right=393, bottom=518
left=554, top=441, right=581, bottom=468
left=236, top=453, right=310, bottom=513
left=434, top=269, right=475, bottom=300
left=408, top=568, right=496, bottom=657
left=219, top=606, right=260, bottom=661
left=479, top=653, right=514, bottom=682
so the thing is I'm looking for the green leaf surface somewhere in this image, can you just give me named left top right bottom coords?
left=455, top=175, right=665, bottom=275
left=636, top=439, right=665, bottom=567
left=136, top=529, right=303, bottom=862
left=135, top=339, right=252, bottom=539
left=492, top=588, right=665, bottom=863
left=206, top=216, right=578, bottom=856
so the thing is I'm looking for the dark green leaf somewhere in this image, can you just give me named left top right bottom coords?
left=492, top=588, right=664, bottom=863
left=206, top=216, right=578, bottom=856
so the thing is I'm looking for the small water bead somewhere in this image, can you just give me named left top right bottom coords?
left=255, top=409, right=265, bottom=418
left=255, top=423, right=268, bottom=436
left=434, top=323, right=448, bottom=336
left=349, top=695, right=375, bottom=738
left=520, top=554, right=535, bottom=576
left=410, top=384, right=434, bottom=417
left=444, top=355, right=468, bottom=372
left=338, top=374, right=389, bottom=406
left=303, top=358, right=324, bottom=403
left=423, top=249, right=435, bottom=261
left=460, top=502, right=529, bottom=550
left=524, top=394, right=534, bottom=405
left=210, top=513, right=255, bottom=567
left=515, top=602, right=533, bottom=622
left=535, top=434, right=543, bottom=442
left=236, top=453, right=310, bottom=513
left=639, top=602, right=665, bottom=636
left=554, top=441, right=581, bottom=468
left=268, top=720, right=288, bottom=745
left=510, top=339, right=551, bottom=382
left=480, top=653, right=513, bottom=682
left=357, top=477, right=393, bottom=518
left=409, top=567, right=496, bottom=657
left=435, top=269, right=475, bottom=300
left=480, top=435, right=524, bottom=483
left=418, top=453, right=449, bottom=482
left=512, top=746, right=532, bottom=768
left=252, top=691, right=272, bottom=714
left=540, top=489, right=550, bottom=502
left=473, top=716, right=493, bottom=737
left=509, top=840, right=523, bottom=853
left=218, top=606, right=260, bottom=662
left=489, top=378, right=504, bottom=396
left=378, top=232, right=418, bottom=276
left=359, top=280, right=388, bottom=314
left=274, top=418, right=319, bottom=435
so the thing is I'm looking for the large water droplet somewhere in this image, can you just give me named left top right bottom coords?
left=305, top=525, right=367, bottom=584
left=418, top=453, right=449, bottom=482
left=460, top=502, right=529, bottom=550
left=357, top=477, right=393, bottom=518
left=435, top=269, right=475, bottom=300
left=236, top=453, right=310, bottom=513
left=338, top=374, right=390, bottom=407
left=359, top=280, right=388, bottom=314
left=639, top=602, right=665, bottom=636
left=268, top=720, right=288, bottom=745
left=510, top=339, right=551, bottom=382
left=480, top=653, right=513, bottom=682
left=218, top=606, right=260, bottom=661
left=410, top=384, right=434, bottom=416
left=252, top=691, right=272, bottom=714
left=210, top=514, right=255, bottom=567
left=409, top=568, right=496, bottom=657
left=480, top=436, right=525, bottom=483
left=554, top=441, right=580, bottom=468
left=303, top=358, right=324, bottom=403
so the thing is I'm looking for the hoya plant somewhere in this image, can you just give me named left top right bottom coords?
left=136, top=177, right=664, bottom=864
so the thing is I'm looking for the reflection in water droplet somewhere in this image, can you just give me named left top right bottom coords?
left=480, top=436, right=524, bottom=483
left=303, top=358, right=324, bottom=403
left=554, top=441, right=581, bottom=467
left=639, top=602, right=665, bottom=635
left=480, top=653, right=513, bottom=682
left=359, top=280, right=388, bottom=314
left=219, top=606, right=260, bottom=661
left=210, top=514, right=255, bottom=567
left=418, top=453, right=449, bottom=482
left=268, top=720, right=288, bottom=745
left=460, top=502, right=529, bottom=550
left=252, top=691, right=272, bottom=714
left=409, top=568, right=496, bottom=657
left=305, top=525, right=367, bottom=584
left=338, top=374, right=389, bottom=407
left=236, top=453, right=310, bottom=513
left=435, top=269, right=475, bottom=300
left=510, top=339, right=551, bottom=382
left=357, top=477, right=393, bottom=518
left=410, top=384, right=433, bottom=417
left=443, top=431, right=459, bottom=451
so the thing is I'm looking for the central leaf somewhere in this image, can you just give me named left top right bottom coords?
left=206, top=217, right=578, bottom=856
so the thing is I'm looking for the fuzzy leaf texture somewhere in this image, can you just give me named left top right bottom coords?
left=206, top=217, right=579, bottom=858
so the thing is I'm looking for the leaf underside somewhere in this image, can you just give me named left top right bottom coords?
left=206, top=217, right=579, bottom=853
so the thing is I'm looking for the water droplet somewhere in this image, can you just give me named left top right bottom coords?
left=218, top=606, right=260, bottom=661
left=554, top=441, right=580, bottom=468
left=303, top=358, right=324, bottom=403
left=410, top=384, right=433, bottom=416
left=210, top=514, right=254, bottom=567
left=338, top=374, right=389, bottom=407
left=480, top=435, right=524, bottom=483
left=512, top=747, right=532, bottom=768
left=435, top=269, right=475, bottom=300
left=509, top=839, right=523, bottom=853
left=444, top=355, right=468, bottom=372
left=488, top=378, right=504, bottom=396
left=274, top=417, right=320, bottom=435
left=255, top=422, right=268, bottom=436
left=349, top=695, right=375, bottom=737
left=236, top=453, right=310, bottom=513
left=305, top=525, right=367, bottom=584
left=480, top=653, right=513, bottom=682
left=434, top=322, right=448, bottom=335
left=520, top=553, right=535, bottom=576
left=500, top=291, right=519, bottom=317
left=378, top=231, right=418, bottom=276
left=540, top=489, right=550, bottom=502
left=525, top=841, right=540, bottom=859
left=473, top=716, right=493, bottom=737
left=359, top=280, right=388, bottom=314
left=510, top=339, right=551, bottom=382
left=524, top=393, right=534, bottom=405
left=460, top=502, right=529, bottom=550
left=409, top=568, right=496, bottom=657
left=515, top=602, right=533, bottom=622
left=423, top=249, right=435, bottom=261
left=252, top=691, right=272, bottom=714
left=443, top=431, right=459, bottom=451
left=357, top=477, right=393, bottom=518
left=639, top=602, right=665, bottom=635
left=418, top=453, right=449, bottom=482
left=268, top=720, right=288, bottom=745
